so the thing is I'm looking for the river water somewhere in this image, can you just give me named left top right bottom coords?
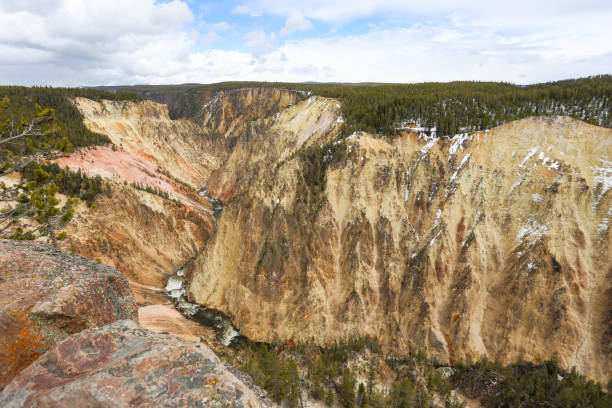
left=165, top=267, right=241, bottom=346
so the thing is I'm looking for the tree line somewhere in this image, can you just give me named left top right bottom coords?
left=102, top=75, right=612, bottom=137
left=20, top=162, right=111, bottom=206
left=0, top=86, right=145, bottom=151
left=235, top=336, right=610, bottom=408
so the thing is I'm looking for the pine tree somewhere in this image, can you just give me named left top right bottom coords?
left=357, top=383, right=366, bottom=408
left=367, top=364, right=375, bottom=396
left=1, top=96, right=76, bottom=246
left=339, top=367, right=356, bottom=408
left=325, top=387, right=335, bottom=407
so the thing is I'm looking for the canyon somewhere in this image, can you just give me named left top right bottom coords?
left=50, top=88, right=610, bottom=386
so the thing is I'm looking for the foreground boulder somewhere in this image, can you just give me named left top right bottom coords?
left=0, top=240, right=137, bottom=389
left=0, top=320, right=268, bottom=407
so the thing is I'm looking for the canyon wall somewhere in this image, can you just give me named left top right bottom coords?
left=61, top=89, right=309, bottom=291
left=65, top=89, right=611, bottom=384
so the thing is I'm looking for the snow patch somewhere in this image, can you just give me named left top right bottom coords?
left=539, top=155, right=560, bottom=170
left=509, top=179, right=523, bottom=195
left=520, top=146, right=540, bottom=168
left=429, top=229, right=442, bottom=247
left=450, top=154, right=471, bottom=182
left=421, top=138, right=437, bottom=154
left=593, top=159, right=612, bottom=203
left=517, top=218, right=548, bottom=245
left=449, top=133, right=468, bottom=155
left=545, top=160, right=560, bottom=170
left=598, top=207, right=612, bottom=233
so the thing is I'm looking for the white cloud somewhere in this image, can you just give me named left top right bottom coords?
left=210, top=22, right=230, bottom=32
left=243, top=30, right=268, bottom=47
left=243, top=30, right=278, bottom=58
left=0, top=0, right=610, bottom=85
left=0, top=0, right=195, bottom=84
left=231, top=5, right=263, bottom=18
left=197, top=21, right=231, bottom=45
left=280, top=12, right=313, bottom=35
left=109, top=25, right=610, bottom=85
left=234, top=0, right=612, bottom=26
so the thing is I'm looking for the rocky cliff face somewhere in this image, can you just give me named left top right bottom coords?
left=0, top=320, right=270, bottom=408
left=0, top=239, right=270, bottom=407
left=50, top=89, right=308, bottom=343
left=64, top=89, right=611, bottom=384
left=65, top=184, right=210, bottom=297
left=59, top=89, right=310, bottom=292
left=0, top=240, right=137, bottom=389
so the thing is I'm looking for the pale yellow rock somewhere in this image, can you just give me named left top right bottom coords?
left=188, top=107, right=611, bottom=384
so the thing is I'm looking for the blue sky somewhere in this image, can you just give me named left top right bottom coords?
left=0, top=0, right=611, bottom=86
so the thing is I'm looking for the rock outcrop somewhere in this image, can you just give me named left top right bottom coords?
left=0, top=320, right=269, bottom=408
left=0, top=240, right=137, bottom=389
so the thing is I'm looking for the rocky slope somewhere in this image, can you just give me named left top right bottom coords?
left=47, top=89, right=309, bottom=343
left=57, top=88, right=310, bottom=289
left=64, top=184, right=209, bottom=296
left=0, top=240, right=137, bottom=389
left=187, top=104, right=611, bottom=384
left=61, top=89, right=611, bottom=384
left=0, top=320, right=269, bottom=408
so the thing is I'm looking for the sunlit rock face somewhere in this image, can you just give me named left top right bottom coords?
left=67, top=89, right=610, bottom=384
left=186, top=107, right=611, bottom=384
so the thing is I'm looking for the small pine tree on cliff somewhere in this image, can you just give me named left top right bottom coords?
left=0, top=96, right=76, bottom=247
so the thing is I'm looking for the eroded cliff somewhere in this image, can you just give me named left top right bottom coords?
left=62, top=89, right=611, bottom=384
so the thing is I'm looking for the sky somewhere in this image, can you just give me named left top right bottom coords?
left=1, top=0, right=611, bottom=86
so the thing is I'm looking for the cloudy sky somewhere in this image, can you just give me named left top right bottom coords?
left=1, top=0, right=611, bottom=86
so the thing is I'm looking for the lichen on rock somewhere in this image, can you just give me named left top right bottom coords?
left=0, top=240, right=137, bottom=389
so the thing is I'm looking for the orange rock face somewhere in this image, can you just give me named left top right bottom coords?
left=0, top=240, right=137, bottom=389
